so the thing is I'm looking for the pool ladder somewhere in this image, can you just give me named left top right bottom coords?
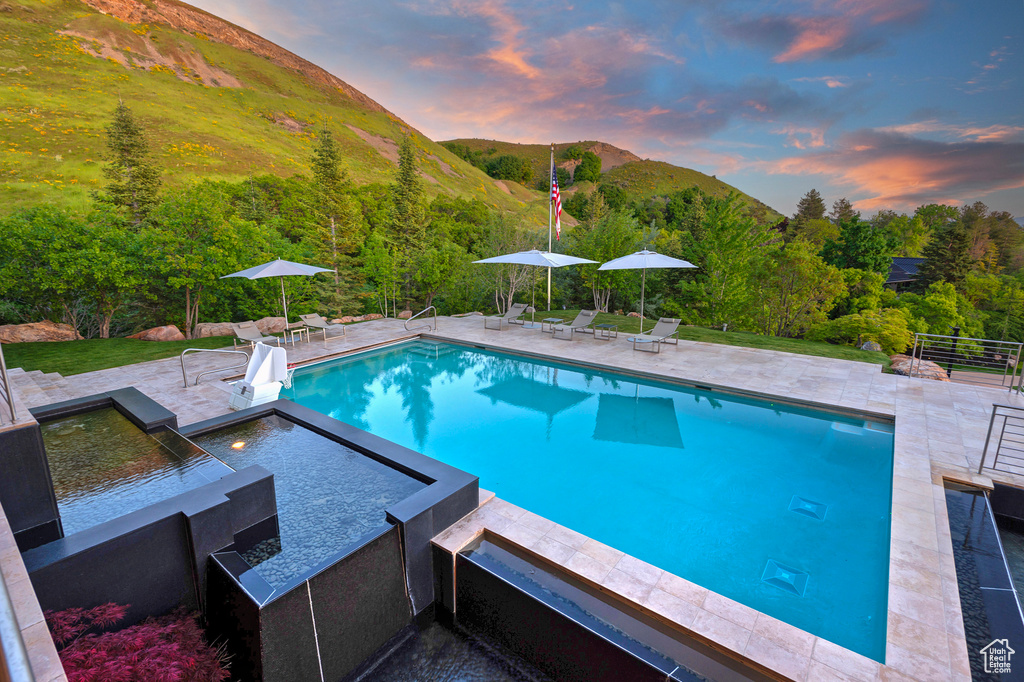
left=180, top=348, right=250, bottom=387
left=405, top=305, right=437, bottom=332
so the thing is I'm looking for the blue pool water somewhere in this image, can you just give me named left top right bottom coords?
left=192, top=415, right=427, bottom=589
left=282, top=341, right=893, bottom=660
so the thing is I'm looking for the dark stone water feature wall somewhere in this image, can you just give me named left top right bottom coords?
left=207, top=525, right=412, bottom=682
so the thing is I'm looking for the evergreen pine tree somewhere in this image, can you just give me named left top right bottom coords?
left=309, top=124, right=363, bottom=313
left=914, top=221, right=973, bottom=293
left=94, top=100, right=161, bottom=225
left=789, top=189, right=826, bottom=236
left=391, top=136, right=427, bottom=258
left=829, top=197, right=857, bottom=225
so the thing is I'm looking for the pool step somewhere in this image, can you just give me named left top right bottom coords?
left=9, top=369, right=75, bottom=409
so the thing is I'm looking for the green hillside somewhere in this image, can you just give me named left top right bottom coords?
left=0, top=0, right=544, bottom=217
left=442, top=138, right=781, bottom=221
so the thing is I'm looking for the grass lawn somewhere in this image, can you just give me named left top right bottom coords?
left=2, top=336, right=238, bottom=376
left=534, top=311, right=892, bottom=368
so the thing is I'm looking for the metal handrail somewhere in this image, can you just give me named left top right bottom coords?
left=405, top=306, right=437, bottom=332
left=979, top=404, right=1024, bottom=475
left=0, top=343, right=15, bottom=425
left=911, top=332, right=1023, bottom=392
left=180, top=348, right=250, bottom=388
left=0, top=574, right=35, bottom=682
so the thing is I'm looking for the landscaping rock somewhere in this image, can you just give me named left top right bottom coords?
left=338, top=316, right=355, bottom=323
left=626, top=312, right=641, bottom=318
left=0, top=321, right=82, bottom=343
left=860, top=341, right=883, bottom=352
left=127, top=325, right=186, bottom=342
left=364, top=313, right=384, bottom=320
left=329, top=318, right=343, bottom=324
left=889, top=354, right=951, bottom=382
left=194, top=322, right=234, bottom=338
left=255, top=317, right=287, bottom=334
left=398, top=310, right=413, bottom=319
left=451, top=311, right=483, bottom=317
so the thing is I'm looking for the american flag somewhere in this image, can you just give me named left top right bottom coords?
left=551, top=166, right=562, bottom=240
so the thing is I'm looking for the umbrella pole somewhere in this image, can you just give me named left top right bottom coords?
left=280, top=276, right=288, bottom=326
left=640, top=268, right=646, bottom=335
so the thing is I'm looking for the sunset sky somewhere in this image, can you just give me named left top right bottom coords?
left=189, top=0, right=1024, bottom=218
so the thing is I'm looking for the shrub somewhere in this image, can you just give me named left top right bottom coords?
left=46, top=603, right=229, bottom=682
left=807, top=308, right=914, bottom=355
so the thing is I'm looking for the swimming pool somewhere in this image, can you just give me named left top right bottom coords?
left=282, top=340, right=894, bottom=660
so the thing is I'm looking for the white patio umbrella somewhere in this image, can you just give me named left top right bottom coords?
left=221, top=258, right=333, bottom=324
left=598, top=250, right=697, bottom=334
left=474, top=250, right=596, bottom=327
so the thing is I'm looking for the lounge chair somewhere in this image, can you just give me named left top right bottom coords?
left=231, top=321, right=284, bottom=350
left=298, top=313, right=346, bottom=345
left=485, top=303, right=529, bottom=330
left=552, top=310, right=598, bottom=340
left=628, top=318, right=681, bottom=353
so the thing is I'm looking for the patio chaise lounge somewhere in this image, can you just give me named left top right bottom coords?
left=552, top=309, right=598, bottom=340
left=231, top=321, right=284, bottom=350
left=298, top=313, right=347, bottom=344
left=627, top=318, right=681, bottom=353
left=484, top=302, right=529, bottom=330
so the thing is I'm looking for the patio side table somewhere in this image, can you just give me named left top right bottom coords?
left=594, top=323, right=618, bottom=340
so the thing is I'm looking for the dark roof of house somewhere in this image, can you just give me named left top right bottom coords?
left=885, top=257, right=926, bottom=285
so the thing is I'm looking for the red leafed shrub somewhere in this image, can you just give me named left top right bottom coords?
left=44, top=603, right=230, bottom=682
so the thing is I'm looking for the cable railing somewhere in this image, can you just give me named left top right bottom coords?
left=0, top=343, right=16, bottom=426
left=405, top=306, right=437, bottom=332
left=180, top=348, right=250, bottom=388
left=978, top=404, right=1024, bottom=476
left=910, top=331, right=1023, bottom=392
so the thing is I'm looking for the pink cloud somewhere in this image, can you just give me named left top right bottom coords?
left=760, top=129, right=1024, bottom=211
left=774, top=17, right=851, bottom=62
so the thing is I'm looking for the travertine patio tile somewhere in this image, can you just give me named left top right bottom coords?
left=690, top=609, right=751, bottom=653
left=544, top=523, right=588, bottom=550
left=601, top=568, right=654, bottom=604
left=516, top=510, right=556, bottom=534
left=947, top=633, right=971, bottom=679
left=884, top=643, right=950, bottom=681
left=702, top=590, right=758, bottom=630
left=743, top=633, right=811, bottom=682
left=751, top=613, right=816, bottom=658
left=501, top=521, right=545, bottom=547
left=565, top=550, right=615, bottom=583
left=528, top=534, right=576, bottom=565
left=642, top=587, right=699, bottom=628
left=577, top=537, right=624, bottom=567
left=887, top=584, right=945, bottom=626
left=655, top=571, right=708, bottom=606
left=887, top=612, right=950, bottom=664
left=811, top=638, right=880, bottom=682
left=613, top=554, right=663, bottom=586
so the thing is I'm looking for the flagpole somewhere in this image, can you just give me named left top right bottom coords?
left=547, top=143, right=553, bottom=311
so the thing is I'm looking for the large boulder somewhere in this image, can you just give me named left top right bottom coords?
left=254, top=317, right=287, bottom=334
left=889, top=354, right=951, bottom=382
left=194, top=322, right=235, bottom=338
left=398, top=310, right=413, bottom=319
left=0, top=321, right=82, bottom=343
left=860, top=341, right=883, bottom=352
left=363, top=313, right=384, bottom=321
left=127, top=325, right=186, bottom=342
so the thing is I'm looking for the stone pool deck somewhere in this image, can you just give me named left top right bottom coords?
left=4, top=315, right=1024, bottom=681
